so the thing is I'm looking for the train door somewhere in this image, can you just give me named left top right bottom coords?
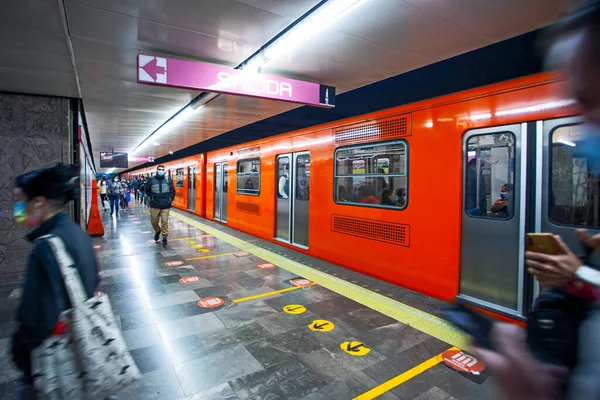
left=460, top=124, right=526, bottom=316
left=460, top=117, right=596, bottom=317
left=275, top=152, right=310, bottom=248
left=187, top=166, right=196, bottom=212
left=540, top=117, right=600, bottom=283
left=214, top=162, right=228, bottom=223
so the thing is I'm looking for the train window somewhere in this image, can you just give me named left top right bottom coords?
left=296, top=154, right=310, bottom=201
left=237, top=158, right=260, bottom=195
left=465, top=133, right=515, bottom=219
left=550, top=124, right=600, bottom=228
left=334, top=140, right=407, bottom=209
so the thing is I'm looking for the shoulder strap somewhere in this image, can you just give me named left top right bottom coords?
left=40, top=235, right=88, bottom=307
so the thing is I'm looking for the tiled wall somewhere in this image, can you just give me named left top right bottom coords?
left=0, top=93, right=71, bottom=283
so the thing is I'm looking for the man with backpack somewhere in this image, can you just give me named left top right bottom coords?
left=145, top=165, right=175, bottom=247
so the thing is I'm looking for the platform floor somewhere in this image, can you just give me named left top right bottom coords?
left=0, top=203, right=502, bottom=399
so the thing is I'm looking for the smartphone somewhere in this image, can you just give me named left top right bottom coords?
left=442, top=302, right=494, bottom=350
left=526, top=233, right=559, bottom=255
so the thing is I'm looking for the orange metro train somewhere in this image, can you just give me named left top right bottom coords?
left=129, top=71, right=588, bottom=321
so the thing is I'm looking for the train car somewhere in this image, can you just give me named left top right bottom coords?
left=130, top=154, right=206, bottom=218
left=131, top=71, right=592, bottom=320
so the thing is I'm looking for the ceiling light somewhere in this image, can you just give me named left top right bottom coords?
left=249, top=0, right=371, bottom=68
left=557, top=139, right=576, bottom=147
left=153, top=142, right=160, bottom=146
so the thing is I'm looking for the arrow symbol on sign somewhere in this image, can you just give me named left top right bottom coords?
left=312, top=322, right=330, bottom=330
left=140, top=57, right=166, bottom=82
left=286, top=306, right=303, bottom=312
left=346, top=342, right=364, bottom=352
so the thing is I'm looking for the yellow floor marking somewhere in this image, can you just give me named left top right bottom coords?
left=232, top=283, right=316, bottom=303
left=185, top=252, right=238, bottom=261
left=170, top=210, right=468, bottom=348
left=353, top=347, right=459, bottom=400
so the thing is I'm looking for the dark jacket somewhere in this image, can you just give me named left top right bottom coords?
left=146, top=175, right=175, bottom=209
left=14, top=212, right=99, bottom=345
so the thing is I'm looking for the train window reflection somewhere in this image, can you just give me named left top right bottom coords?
left=550, top=124, right=600, bottom=228
left=334, top=140, right=407, bottom=209
left=237, top=158, right=260, bottom=195
left=465, top=132, right=515, bottom=219
left=296, top=155, right=310, bottom=201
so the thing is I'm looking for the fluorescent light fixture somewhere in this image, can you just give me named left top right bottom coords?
left=153, top=142, right=160, bottom=146
left=469, top=113, right=492, bottom=121
left=495, top=100, right=576, bottom=117
left=425, top=121, right=433, bottom=128
left=248, top=0, right=371, bottom=69
left=557, top=139, right=576, bottom=147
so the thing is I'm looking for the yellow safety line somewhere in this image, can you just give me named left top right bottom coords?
left=185, top=252, right=238, bottom=261
left=353, top=347, right=459, bottom=400
left=232, top=283, right=316, bottom=303
left=170, top=210, right=469, bottom=349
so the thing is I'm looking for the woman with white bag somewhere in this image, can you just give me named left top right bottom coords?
left=11, top=165, right=140, bottom=399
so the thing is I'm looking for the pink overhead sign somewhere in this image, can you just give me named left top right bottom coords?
left=137, top=54, right=335, bottom=108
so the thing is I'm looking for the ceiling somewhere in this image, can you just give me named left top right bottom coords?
left=0, top=0, right=576, bottom=173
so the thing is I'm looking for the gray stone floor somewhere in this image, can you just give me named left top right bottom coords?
left=0, top=203, right=501, bottom=399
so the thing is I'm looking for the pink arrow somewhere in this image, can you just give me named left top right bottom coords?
left=141, top=57, right=165, bottom=82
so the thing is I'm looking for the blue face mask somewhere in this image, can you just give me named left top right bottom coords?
left=391, top=195, right=399, bottom=203
left=157, top=171, right=165, bottom=177
left=14, top=202, right=27, bottom=224
left=500, top=192, right=507, bottom=200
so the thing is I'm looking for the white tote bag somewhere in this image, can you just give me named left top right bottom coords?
left=31, top=235, right=141, bottom=399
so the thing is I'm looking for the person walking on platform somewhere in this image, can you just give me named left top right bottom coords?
left=97, top=176, right=108, bottom=211
left=11, top=164, right=100, bottom=397
left=108, top=176, right=123, bottom=218
left=132, top=178, right=140, bottom=202
left=120, top=178, right=129, bottom=210
left=146, top=165, right=175, bottom=247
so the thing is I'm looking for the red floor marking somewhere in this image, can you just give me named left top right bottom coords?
left=258, top=263, right=275, bottom=269
left=442, top=349, right=485, bottom=374
left=197, top=297, right=224, bottom=308
left=233, top=252, right=249, bottom=257
left=180, top=276, right=200, bottom=284
left=290, top=278, right=313, bottom=287
left=165, top=261, right=184, bottom=267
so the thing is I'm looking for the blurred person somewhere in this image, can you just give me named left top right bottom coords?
left=381, top=188, right=394, bottom=205
left=359, top=185, right=379, bottom=204
left=108, top=176, right=123, bottom=217
left=394, top=188, right=406, bottom=207
left=132, top=178, right=140, bottom=201
left=120, top=178, right=129, bottom=210
left=97, top=176, right=108, bottom=211
left=11, top=165, right=100, bottom=396
left=138, top=178, right=146, bottom=205
left=146, top=165, right=175, bottom=247
left=466, top=158, right=487, bottom=216
left=473, top=1, right=600, bottom=398
left=490, top=184, right=511, bottom=218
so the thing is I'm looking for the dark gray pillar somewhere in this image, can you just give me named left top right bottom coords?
left=0, top=93, right=72, bottom=283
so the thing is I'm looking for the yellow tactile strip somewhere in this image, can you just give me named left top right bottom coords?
left=170, top=210, right=469, bottom=349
